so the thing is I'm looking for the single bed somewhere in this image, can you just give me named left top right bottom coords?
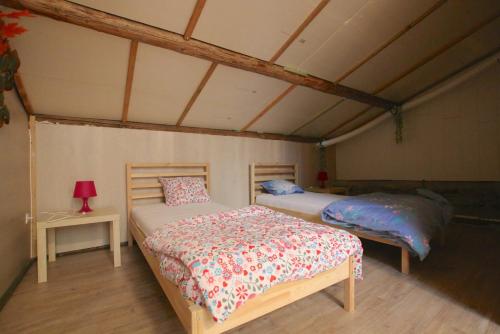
left=250, top=163, right=444, bottom=274
left=126, top=162, right=358, bottom=334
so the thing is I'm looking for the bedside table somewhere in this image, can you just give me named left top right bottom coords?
left=306, top=186, right=350, bottom=195
left=330, top=186, right=350, bottom=195
left=36, top=207, right=121, bottom=283
left=305, top=186, right=332, bottom=194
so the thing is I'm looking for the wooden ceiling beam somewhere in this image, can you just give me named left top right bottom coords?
left=121, top=40, right=138, bottom=122
left=241, top=84, right=296, bottom=131
left=184, top=0, right=206, bottom=41
left=322, top=11, right=500, bottom=139
left=176, top=62, right=217, bottom=126
left=14, top=73, right=34, bottom=115
left=269, top=0, right=330, bottom=63
left=13, top=0, right=396, bottom=110
left=34, top=114, right=320, bottom=143
left=335, top=0, right=448, bottom=83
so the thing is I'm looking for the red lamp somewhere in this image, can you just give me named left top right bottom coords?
left=73, top=181, right=97, bottom=214
left=317, top=171, right=328, bottom=188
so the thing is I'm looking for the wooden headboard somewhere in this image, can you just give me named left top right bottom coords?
left=126, top=163, right=210, bottom=221
left=250, top=163, right=298, bottom=204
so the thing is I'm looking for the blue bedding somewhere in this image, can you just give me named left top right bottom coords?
left=321, top=191, right=453, bottom=260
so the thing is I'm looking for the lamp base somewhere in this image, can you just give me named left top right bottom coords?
left=79, top=197, right=93, bottom=214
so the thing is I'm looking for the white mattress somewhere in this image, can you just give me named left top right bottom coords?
left=256, top=191, right=346, bottom=216
left=132, top=201, right=231, bottom=235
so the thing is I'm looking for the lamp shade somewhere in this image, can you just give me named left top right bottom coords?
left=317, top=171, right=328, bottom=182
left=73, top=181, right=97, bottom=198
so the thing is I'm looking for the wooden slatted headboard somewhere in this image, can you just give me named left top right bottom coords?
left=126, top=163, right=210, bottom=222
left=250, top=163, right=298, bottom=204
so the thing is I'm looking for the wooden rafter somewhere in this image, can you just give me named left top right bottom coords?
left=372, top=11, right=500, bottom=94
left=14, top=73, right=34, bottom=115
left=241, top=84, right=296, bottom=131
left=12, top=0, right=396, bottom=110
left=176, top=62, right=217, bottom=126
left=34, top=114, right=319, bottom=143
left=244, top=0, right=331, bottom=131
left=184, top=0, right=206, bottom=41
left=291, top=0, right=446, bottom=136
left=402, top=46, right=500, bottom=103
left=335, top=0, right=448, bottom=83
left=121, top=40, right=138, bottom=122
left=322, top=11, right=500, bottom=139
left=336, top=109, right=384, bottom=138
left=290, top=98, right=344, bottom=135
left=322, top=106, right=372, bottom=138
left=269, top=0, right=330, bottom=63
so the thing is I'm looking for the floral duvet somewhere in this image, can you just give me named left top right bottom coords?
left=144, top=205, right=363, bottom=323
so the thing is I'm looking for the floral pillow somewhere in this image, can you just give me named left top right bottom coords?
left=261, top=179, right=304, bottom=196
left=159, top=177, right=210, bottom=206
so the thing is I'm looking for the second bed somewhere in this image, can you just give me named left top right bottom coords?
left=250, top=163, right=450, bottom=274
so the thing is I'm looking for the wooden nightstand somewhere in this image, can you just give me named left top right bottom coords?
left=305, top=186, right=332, bottom=193
left=36, top=207, right=121, bottom=283
left=306, top=186, right=350, bottom=195
left=330, top=186, right=350, bottom=195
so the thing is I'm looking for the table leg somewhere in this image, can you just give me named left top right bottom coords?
left=37, top=226, right=47, bottom=283
left=48, top=228, right=56, bottom=262
left=109, top=222, right=114, bottom=252
left=112, top=219, right=121, bottom=267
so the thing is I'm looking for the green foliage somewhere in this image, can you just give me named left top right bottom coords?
left=0, top=92, right=8, bottom=126
left=0, top=49, right=20, bottom=127
left=0, top=50, right=20, bottom=89
left=390, top=106, right=403, bottom=144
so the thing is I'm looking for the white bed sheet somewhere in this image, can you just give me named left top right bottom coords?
left=256, top=191, right=346, bottom=216
left=132, top=201, right=231, bottom=235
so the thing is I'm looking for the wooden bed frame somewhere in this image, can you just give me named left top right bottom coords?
left=250, top=162, right=411, bottom=274
left=126, top=162, right=355, bottom=334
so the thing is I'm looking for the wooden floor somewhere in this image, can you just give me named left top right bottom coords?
left=0, top=223, right=499, bottom=334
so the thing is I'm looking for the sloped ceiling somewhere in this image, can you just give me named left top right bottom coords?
left=7, top=0, right=500, bottom=140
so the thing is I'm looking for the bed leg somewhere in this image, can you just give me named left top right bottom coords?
left=401, top=248, right=410, bottom=274
left=127, top=223, right=134, bottom=247
left=344, top=256, right=355, bottom=312
left=189, top=304, right=202, bottom=334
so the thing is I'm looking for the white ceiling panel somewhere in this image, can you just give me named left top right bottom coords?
left=342, top=0, right=500, bottom=93
left=249, top=87, right=342, bottom=134
left=289, top=0, right=436, bottom=82
left=380, top=18, right=500, bottom=102
left=276, top=0, right=369, bottom=67
left=11, top=15, right=129, bottom=119
left=71, top=0, right=197, bottom=34
left=296, top=100, right=370, bottom=137
left=182, top=65, right=289, bottom=130
left=192, top=0, right=319, bottom=60
left=127, top=44, right=212, bottom=124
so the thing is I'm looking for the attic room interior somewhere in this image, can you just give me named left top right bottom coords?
left=0, top=0, right=499, bottom=333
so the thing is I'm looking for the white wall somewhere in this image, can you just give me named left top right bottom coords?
left=36, top=124, right=317, bottom=253
left=0, top=92, right=30, bottom=296
left=336, top=63, right=500, bottom=181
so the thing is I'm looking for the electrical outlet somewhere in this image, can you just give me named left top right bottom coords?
left=25, top=213, right=33, bottom=224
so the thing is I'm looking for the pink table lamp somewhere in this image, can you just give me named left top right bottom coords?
left=73, top=181, right=97, bottom=213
